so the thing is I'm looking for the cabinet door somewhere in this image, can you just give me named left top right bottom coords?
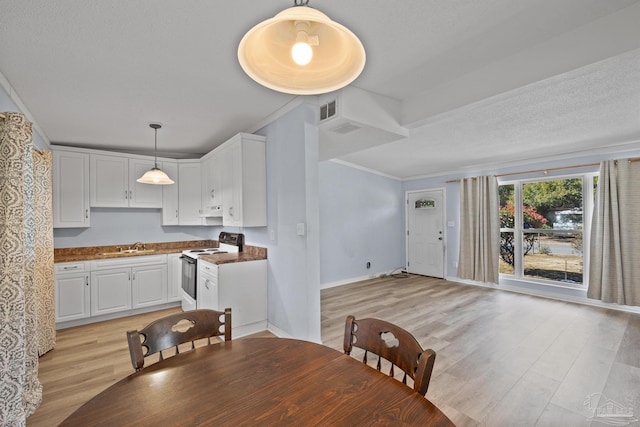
left=197, top=262, right=218, bottom=310
left=161, top=161, right=179, bottom=225
left=178, top=162, right=203, bottom=225
left=132, top=264, right=167, bottom=308
left=90, top=154, right=129, bottom=207
left=220, top=144, right=242, bottom=226
left=201, top=154, right=223, bottom=214
left=129, top=159, right=163, bottom=208
left=211, top=153, right=223, bottom=208
left=55, top=273, right=90, bottom=321
left=90, top=268, right=132, bottom=315
left=167, top=253, right=182, bottom=301
left=53, top=150, right=90, bottom=228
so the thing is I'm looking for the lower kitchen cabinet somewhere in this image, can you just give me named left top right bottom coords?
left=132, top=264, right=167, bottom=308
left=197, top=259, right=267, bottom=338
left=91, top=268, right=132, bottom=316
left=55, top=269, right=90, bottom=322
left=55, top=253, right=182, bottom=327
left=167, top=253, right=182, bottom=302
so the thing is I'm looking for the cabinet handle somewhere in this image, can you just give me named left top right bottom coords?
left=63, top=266, right=79, bottom=270
left=85, top=275, right=89, bottom=286
left=210, top=189, right=215, bottom=198
left=175, top=209, right=178, bottom=218
left=85, top=209, right=89, bottom=219
left=205, top=279, right=210, bottom=290
left=124, top=190, right=128, bottom=200
left=129, top=190, right=132, bottom=199
left=228, top=207, right=234, bottom=217
left=133, top=272, right=136, bottom=280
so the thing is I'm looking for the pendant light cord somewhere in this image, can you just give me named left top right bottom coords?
left=154, top=127, right=158, bottom=168
left=294, top=0, right=309, bottom=6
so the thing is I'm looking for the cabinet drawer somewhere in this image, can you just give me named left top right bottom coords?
left=55, top=262, right=88, bottom=274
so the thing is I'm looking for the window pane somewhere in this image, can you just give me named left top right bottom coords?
left=522, top=178, right=583, bottom=231
left=522, top=231, right=583, bottom=283
left=499, top=184, right=515, bottom=229
left=499, top=231, right=515, bottom=275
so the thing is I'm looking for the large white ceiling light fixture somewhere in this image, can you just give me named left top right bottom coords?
left=238, top=0, right=366, bottom=95
left=137, top=123, right=175, bottom=185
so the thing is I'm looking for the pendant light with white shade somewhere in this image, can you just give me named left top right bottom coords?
left=238, top=0, right=365, bottom=95
left=137, top=123, right=175, bottom=185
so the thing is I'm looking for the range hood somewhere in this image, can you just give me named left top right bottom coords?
left=318, top=86, right=409, bottom=160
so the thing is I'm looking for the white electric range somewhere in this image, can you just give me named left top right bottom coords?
left=179, top=232, right=243, bottom=311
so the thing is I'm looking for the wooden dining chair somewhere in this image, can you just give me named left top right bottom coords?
left=127, top=308, right=231, bottom=371
left=343, top=314, right=436, bottom=395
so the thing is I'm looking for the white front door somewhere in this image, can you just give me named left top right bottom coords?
left=407, top=189, right=445, bottom=278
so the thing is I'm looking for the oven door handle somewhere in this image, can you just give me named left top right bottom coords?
left=180, top=255, right=197, bottom=264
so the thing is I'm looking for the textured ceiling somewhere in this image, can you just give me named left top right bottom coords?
left=1, top=0, right=639, bottom=178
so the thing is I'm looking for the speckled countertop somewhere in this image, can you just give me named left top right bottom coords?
left=199, top=245, right=267, bottom=265
left=54, top=240, right=267, bottom=263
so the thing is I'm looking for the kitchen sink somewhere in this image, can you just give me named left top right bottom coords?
left=99, top=249, right=156, bottom=256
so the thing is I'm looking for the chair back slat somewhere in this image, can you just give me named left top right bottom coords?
left=343, top=315, right=436, bottom=395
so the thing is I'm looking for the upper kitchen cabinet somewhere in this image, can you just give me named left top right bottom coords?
left=90, top=154, right=162, bottom=208
left=178, top=161, right=204, bottom=225
left=219, top=133, right=266, bottom=227
left=161, top=161, right=179, bottom=226
left=201, top=152, right=223, bottom=218
left=53, top=149, right=90, bottom=228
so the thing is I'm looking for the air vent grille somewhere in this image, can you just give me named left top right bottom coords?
left=320, top=100, right=336, bottom=121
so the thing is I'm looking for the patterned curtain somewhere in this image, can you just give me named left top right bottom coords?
left=33, top=149, right=55, bottom=355
left=457, top=175, right=500, bottom=284
left=0, top=112, right=42, bottom=424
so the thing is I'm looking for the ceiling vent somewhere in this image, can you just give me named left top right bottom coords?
left=318, top=87, right=409, bottom=160
left=320, top=100, right=336, bottom=121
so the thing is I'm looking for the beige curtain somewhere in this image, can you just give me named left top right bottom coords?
left=0, top=112, right=42, bottom=424
left=457, top=175, right=500, bottom=284
left=33, top=149, right=55, bottom=355
left=588, top=159, right=640, bottom=306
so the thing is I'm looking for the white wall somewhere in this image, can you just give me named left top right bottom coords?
left=319, top=161, right=405, bottom=286
left=240, top=102, right=322, bottom=342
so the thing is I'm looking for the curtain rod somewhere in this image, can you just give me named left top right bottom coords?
left=445, top=158, right=640, bottom=183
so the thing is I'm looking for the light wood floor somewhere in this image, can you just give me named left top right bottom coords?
left=29, top=275, right=640, bottom=426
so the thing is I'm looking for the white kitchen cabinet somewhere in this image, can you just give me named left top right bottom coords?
left=167, top=253, right=182, bottom=302
left=131, top=264, right=167, bottom=309
left=197, top=258, right=267, bottom=338
left=200, top=154, right=223, bottom=217
left=89, top=254, right=168, bottom=316
left=218, top=133, right=266, bottom=227
left=197, top=261, right=219, bottom=312
left=161, top=161, right=179, bottom=225
left=53, top=150, right=90, bottom=228
left=90, top=154, right=162, bottom=208
left=129, top=158, right=164, bottom=208
left=54, top=262, right=90, bottom=322
left=178, top=161, right=203, bottom=225
left=90, top=268, right=132, bottom=316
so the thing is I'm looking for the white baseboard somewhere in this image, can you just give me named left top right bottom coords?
left=267, top=322, right=293, bottom=338
left=321, top=271, right=398, bottom=290
left=445, top=275, right=640, bottom=315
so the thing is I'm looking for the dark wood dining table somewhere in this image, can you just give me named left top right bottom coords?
left=60, top=337, right=454, bottom=426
